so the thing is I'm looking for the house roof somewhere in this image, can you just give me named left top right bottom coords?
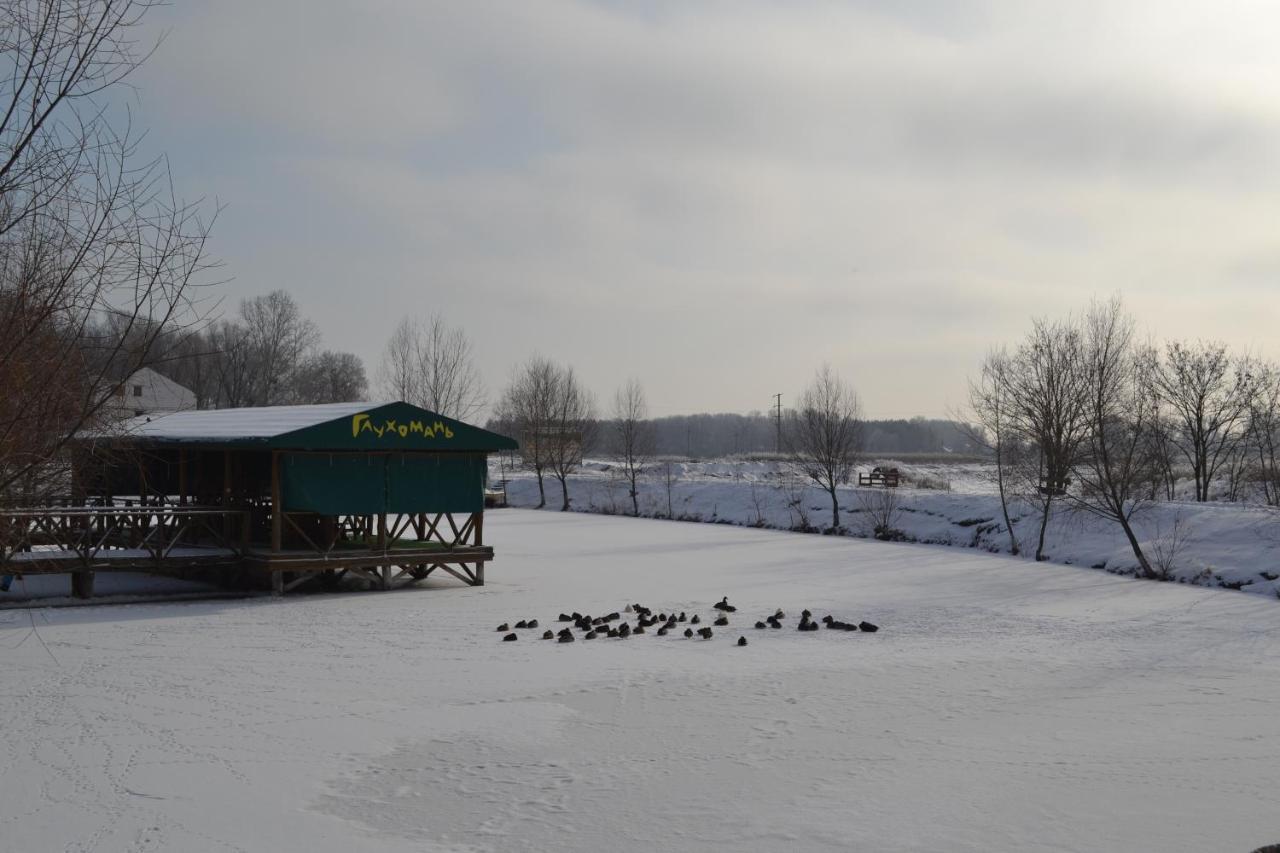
left=88, top=401, right=518, bottom=452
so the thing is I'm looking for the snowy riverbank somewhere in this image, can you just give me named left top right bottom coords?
left=499, top=460, right=1280, bottom=600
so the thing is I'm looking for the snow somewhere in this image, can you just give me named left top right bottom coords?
left=3, top=509, right=1279, bottom=852
left=498, top=459, right=1280, bottom=599
left=104, top=401, right=374, bottom=441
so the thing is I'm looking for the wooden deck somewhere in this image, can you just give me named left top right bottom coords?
left=0, top=505, right=492, bottom=599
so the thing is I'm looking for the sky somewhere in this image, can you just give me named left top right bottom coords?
left=129, top=0, right=1280, bottom=419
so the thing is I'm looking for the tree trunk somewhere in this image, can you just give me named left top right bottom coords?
left=1118, top=515, right=1155, bottom=578
left=829, top=486, right=840, bottom=531
left=629, top=475, right=640, bottom=516
left=535, top=470, right=546, bottom=508
left=995, top=448, right=1020, bottom=556
left=558, top=475, right=570, bottom=511
left=1035, top=498, right=1052, bottom=561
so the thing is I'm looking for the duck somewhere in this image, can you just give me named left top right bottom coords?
left=496, top=623, right=510, bottom=632
left=754, top=621, right=767, bottom=629
left=697, top=627, right=714, bottom=639
left=683, top=627, right=694, bottom=638
left=618, top=623, right=632, bottom=638
left=527, top=619, right=539, bottom=629
left=737, top=636, right=748, bottom=647
left=514, top=620, right=528, bottom=629
left=657, top=627, right=668, bottom=636
left=690, top=614, right=701, bottom=625
left=774, top=609, right=786, bottom=620
left=503, top=633, right=517, bottom=642
left=634, top=626, right=646, bottom=635
left=767, top=617, right=782, bottom=630
left=678, top=612, right=687, bottom=622
left=858, top=621, right=879, bottom=633
left=558, top=633, right=575, bottom=643
left=714, top=597, right=737, bottom=613
left=584, top=631, right=597, bottom=640
left=542, top=630, right=555, bottom=640
left=713, top=615, right=729, bottom=626
left=559, top=613, right=573, bottom=622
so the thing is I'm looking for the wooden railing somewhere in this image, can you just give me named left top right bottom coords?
left=0, top=505, right=248, bottom=569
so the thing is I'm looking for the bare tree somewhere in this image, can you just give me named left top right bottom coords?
left=0, top=0, right=216, bottom=495
left=376, top=314, right=485, bottom=420
left=786, top=365, right=861, bottom=530
left=1248, top=361, right=1280, bottom=507
left=1001, top=317, right=1091, bottom=562
left=612, top=378, right=653, bottom=516
left=546, top=365, right=596, bottom=511
left=239, top=290, right=319, bottom=405
left=1149, top=340, right=1257, bottom=502
left=496, top=356, right=558, bottom=508
left=295, top=350, right=367, bottom=403
left=1067, top=298, right=1158, bottom=578
left=963, top=348, right=1022, bottom=555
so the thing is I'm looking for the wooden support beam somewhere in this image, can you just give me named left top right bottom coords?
left=270, top=451, right=282, bottom=552
left=178, top=451, right=188, bottom=507
left=71, top=570, right=94, bottom=599
left=473, top=511, right=484, bottom=547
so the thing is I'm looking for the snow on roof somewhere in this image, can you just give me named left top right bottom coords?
left=113, top=402, right=374, bottom=442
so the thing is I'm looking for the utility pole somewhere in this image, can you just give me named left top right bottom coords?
left=772, top=393, right=782, bottom=454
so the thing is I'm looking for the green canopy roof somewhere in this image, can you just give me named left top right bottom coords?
left=102, top=401, right=518, bottom=452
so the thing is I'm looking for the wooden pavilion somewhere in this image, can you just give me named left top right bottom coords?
left=0, top=402, right=518, bottom=598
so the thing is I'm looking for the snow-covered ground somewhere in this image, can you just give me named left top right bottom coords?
left=3, top=510, right=1279, bottom=852
left=498, top=459, right=1280, bottom=599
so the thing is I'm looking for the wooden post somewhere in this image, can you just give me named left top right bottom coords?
left=178, top=450, right=188, bottom=507
left=377, top=514, right=387, bottom=550
left=473, top=511, right=483, bottom=547
left=271, top=451, right=282, bottom=552
left=71, top=570, right=94, bottom=599
left=223, top=450, right=234, bottom=539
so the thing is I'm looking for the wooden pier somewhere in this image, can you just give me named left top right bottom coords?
left=1, top=402, right=517, bottom=600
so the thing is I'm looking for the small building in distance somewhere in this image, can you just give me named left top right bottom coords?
left=105, top=367, right=196, bottom=418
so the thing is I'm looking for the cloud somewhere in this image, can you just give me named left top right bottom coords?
left=132, top=0, right=1280, bottom=417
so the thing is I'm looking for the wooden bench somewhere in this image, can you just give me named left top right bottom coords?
left=858, top=467, right=900, bottom=488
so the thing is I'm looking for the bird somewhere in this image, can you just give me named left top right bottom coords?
left=496, top=623, right=510, bottom=632
left=754, top=621, right=766, bottom=629
left=768, top=618, right=782, bottom=630
left=657, top=627, right=668, bottom=636
left=542, top=630, right=554, bottom=640
left=683, top=628, right=694, bottom=638
left=822, top=615, right=833, bottom=625
left=618, top=623, right=631, bottom=638
left=737, top=636, right=747, bottom=647
left=774, top=609, right=786, bottom=620
left=714, top=597, right=737, bottom=613
left=514, top=620, right=528, bottom=629
left=607, top=628, right=619, bottom=638
left=678, top=612, right=687, bottom=622
left=691, top=614, right=701, bottom=625
left=503, top=633, right=517, bottom=642
left=858, top=621, right=879, bottom=633
left=698, top=627, right=714, bottom=639
left=527, top=619, right=539, bottom=629
left=558, top=633, right=575, bottom=643
left=714, top=615, right=729, bottom=626
left=559, top=613, right=573, bottom=622
left=634, top=626, right=646, bottom=635
left=584, top=631, right=597, bottom=640
left=802, top=609, right=812, bottom=619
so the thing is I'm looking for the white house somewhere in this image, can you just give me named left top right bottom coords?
left=106, top=367, right=197, bottom=417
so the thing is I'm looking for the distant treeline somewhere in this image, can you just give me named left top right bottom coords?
left=641, top=413, right=980, bottom=458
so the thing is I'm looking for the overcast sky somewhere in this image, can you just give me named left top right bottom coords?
left=132, top=0, right=1280, bottom=418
